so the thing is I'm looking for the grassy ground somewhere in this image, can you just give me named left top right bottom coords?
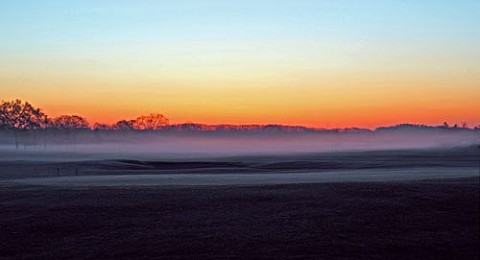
left=1, top=178, right=478, bottom=259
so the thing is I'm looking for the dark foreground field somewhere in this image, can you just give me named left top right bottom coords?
left=1, top=178, right=479, bottom=260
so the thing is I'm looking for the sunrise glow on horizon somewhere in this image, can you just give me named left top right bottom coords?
left=1, top=1, right=479, bottom=128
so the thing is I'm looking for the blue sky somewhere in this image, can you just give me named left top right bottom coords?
left=1, top=1, right=478, bottom=52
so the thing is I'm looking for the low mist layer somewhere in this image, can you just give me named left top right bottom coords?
left=0, top=126, right=478, bottom=160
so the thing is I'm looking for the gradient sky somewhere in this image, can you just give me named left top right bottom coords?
left=1, top=1, right=479, bottom=128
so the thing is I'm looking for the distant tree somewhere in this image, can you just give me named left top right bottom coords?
left=93, top=123, right=111, bottom=131
left=0, top=99, right=50, bottom=130
left=442, top=122, right=449, bottom=128
left=53, top=115, right=89, bottom=130
left=132, top=113, right=169, bottom=130
left=112, top=120, right=135, bottom=130
left=0, top=99, right=49, bottom=149
left=51, top=115, right=89, bottom=145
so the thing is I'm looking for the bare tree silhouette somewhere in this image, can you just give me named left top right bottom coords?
left=93, top=123, right=111, bottom=131
left=112, top=120, right=136, bottom=130
left=52, top=115, right=89, bottom=144
left=132, top=113, right=169, bottom=130
left=53, top=115, right=89, bottom=130
left=0, top=99, right=49, bottom=149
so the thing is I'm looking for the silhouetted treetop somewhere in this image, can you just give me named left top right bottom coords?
left=132, top=113, right=169, bottom=130
left=93, top=123, right=111, bottom=131
left=0, top=99, right=49, bottom=130
left=53, top=115, right=89, bottom=130
left=112, top=120, right=136, bottom=131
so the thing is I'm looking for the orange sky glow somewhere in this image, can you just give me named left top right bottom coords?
left=1, top=1, right=479, bottom=128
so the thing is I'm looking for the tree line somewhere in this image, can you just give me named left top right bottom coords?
left=0, top=99, right=170, bottom=149
left=0, top=99, right=169, bottom=131
left=2, top=99, right=479, bottom=133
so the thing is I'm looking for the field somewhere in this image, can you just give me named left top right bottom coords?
left=0, top=147, right=479, bottom=259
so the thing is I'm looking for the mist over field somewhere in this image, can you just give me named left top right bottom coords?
left=1, top=125, right=478, bottom=160
left=1, top=99, right=478, bottom=160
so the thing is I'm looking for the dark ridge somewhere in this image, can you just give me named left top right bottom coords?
left=115, top=159, right=149, bottom=166
left=251, top=147, right=479, bottom=170
left=114, top=160, right=247, bottom=170
left=254, top=161, right=457, bottom=170
left=98, top=147, right=479, bottom=171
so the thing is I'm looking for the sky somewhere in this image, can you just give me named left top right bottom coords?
left=1, top=0, right=479, bottom=128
